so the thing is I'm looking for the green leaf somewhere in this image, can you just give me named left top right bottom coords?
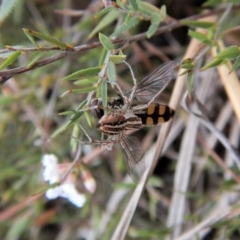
left=62, top=67, right=102, bottom=81
left=70, top=123, right=80, bottom=153
left=203, top=0, right=239, bottom=6
left=111, top=17, right=140, bottom=37
left=124, top=11, right=132, bottom=24
left=129, top=0, right=138, bottom=11
left=70, top=87, right=96, bottom=94
left=84, top=110, right=93, bottom=127
left=107, top=61, right=117, bottom=87
left=0, top=51, right=21, bottom=70
left=27, top=52, right=45, bottom=68
left=201, top=58, right=224, bottom=71
left=93, top=6, right=114, bottom=18
left=116, top=0, right=122, bottom=7
left=216, top=46, right=240, bottom=60
left=109, top=54, right=126, bottom=64
left=179, top=69, right=190, bottom=76
left=181, top=20, right=216, bottom=29
left=151, top=12, right=162, bottom=25
left=99, top=48, right=108, bottom=66
left=50, top=121, right=69, bottom=139
left=0, top=50, right=20, bottom=59
left=61, top=100, right=88, bottom=131
left=0, top=0, right=18, bottom=23
left=23, top=28, right=73, bottom=49
left=188, top=30, right=213, bottom=45
left=231, top=56, right=240, bottom=72
left=73, top=76, right=98, bottom=86
left=180, top=59, right=195, bottom=70
left=58, top=110, right=77, bottom=116
left=138, top=1, right=162, bottom=17
left=23, top=28, right=39, bottom=48
left=64, top=111, right=83, bottom=128
left=99, top=33, right=115, bottom=51
left=71, top=100, right=88, bottom=117
left=88, top=9, right=119, bottom=39
left=147, top=24, right=159, bottom=38
left=186, top=71, right=194, bottom=95
left=160, top=5, right=167, bottom=19
left=101, top=81, right=108, bottom=108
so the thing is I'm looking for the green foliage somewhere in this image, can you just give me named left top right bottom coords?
left=188, top=29, right=213, bottom=45
left=0, top=51, right=21, bottom=70
left=107, top=61, right=117, bottom=87
left=23, top=28, right=72, bottom=49
left=147, top=23, right=159, bottom=38
left=202, top=46, right=240, bottom=70
left=1, top=1, right=240, bottom=239
left=216, top=46, right=240, bottom=59
left=27, top=52, right=45, bottom=68
left=203, top=0, right=240, bottom=6
left=138, top=1, right=163, bottom=17
left=74, top=76, right=99, bottom=86
left=88, top=9, right=120, bottom=39
left=111, top=17, right=140, bottom=37
left=99, top=33, right=115, bottom=51
left=181, top=20, right=216, bottom=28
left=201, top=58, right=224, bottom=70
left=0, top=0, right=18, bottom=23
left=151, top=6, right=165, bottom=37
left=101, top=80, right=108, bottom=108
left=128, top=0, right=138, bottom=11
left=60, top=100, right=88, bottom=131
left=93, top=6, right=115, bottom=19
left=70, top=86, right=96, bottom=93
left=109, top=54, right=126, bottom=64
left=61, top=67, right=102, bottom=81
left=231, top=56, right=240, bottom=72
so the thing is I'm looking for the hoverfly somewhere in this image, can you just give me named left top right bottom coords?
left=87, top=61, right=178, bottom=182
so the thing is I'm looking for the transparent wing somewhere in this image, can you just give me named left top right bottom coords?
left=119, top=135, right=145, bottom=182
left=125, top=61, right=178, bottom=102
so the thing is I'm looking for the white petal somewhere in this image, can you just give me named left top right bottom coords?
left=61, top=183, right=79, bottom=196
left=61, top=183, right=86, bottom=208
left=68, top=193, right=86, bottom=208
left=42, top=154, right=60, bottom=183
left=45, top=187, right=62, bottom=199
left=42, top=154, right=58, bottom=167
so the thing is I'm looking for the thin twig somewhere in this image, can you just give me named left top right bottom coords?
left=0, top=7, right=228, bottom=84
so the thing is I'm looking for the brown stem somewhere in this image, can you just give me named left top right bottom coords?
left=0, top=7, right=228, bottom=84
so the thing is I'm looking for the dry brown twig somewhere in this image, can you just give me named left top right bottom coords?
left=0, top=7, right=228, bottom=84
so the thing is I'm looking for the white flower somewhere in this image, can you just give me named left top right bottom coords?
left=42, top=154, right=60, bottom=184
left=41, top=154, right=86, bottom=208
left=45, top=183, right=86, bottom=208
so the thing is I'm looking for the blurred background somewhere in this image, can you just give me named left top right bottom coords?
left=0, top=0, right=240, bottom=239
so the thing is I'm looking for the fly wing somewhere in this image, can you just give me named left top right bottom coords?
left=125, top=61, right=178, bottom=102
left=120, top=135, right=145, bottom=182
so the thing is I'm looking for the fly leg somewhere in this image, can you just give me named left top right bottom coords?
left=75, top=125, right=118, bottom=151
left=123, top=60, right=137, bottom=110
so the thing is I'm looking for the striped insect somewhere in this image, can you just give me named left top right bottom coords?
left=87, top=61, right=178, bottom=182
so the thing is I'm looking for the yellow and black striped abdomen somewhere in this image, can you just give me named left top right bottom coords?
left=136, top=104, right=175, bottom=126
